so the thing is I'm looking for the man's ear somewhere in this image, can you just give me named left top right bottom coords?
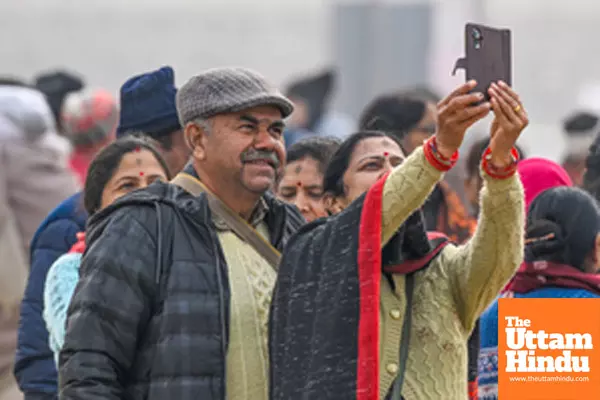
left=184, top=121, right=209, bottom=161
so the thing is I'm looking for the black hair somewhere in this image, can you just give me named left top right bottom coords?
left=286, top=136, right=342, bottom=175
left=465, top=137, right=527, bottom=178
left=121, top=126, right=182, bottom=152
left=83, top=135, right=171, bottom=215
left=0, top=77, right=28, bottom=87
left=563, top=111, right=599, bottom=135
left=323, top=131, right=401, bottom=197
left=34, top=70, right=85, bottom=132
left=285, top=70, right=335, bottom=132
left=150, top=132, right=174, bottom=151
left=358, top=93, right=428, bottom=142
left=525, top=186, right=600, bottom=271
left=583, top=132, right=600, bottom=201
left=402, top=86, right=442, bottom=104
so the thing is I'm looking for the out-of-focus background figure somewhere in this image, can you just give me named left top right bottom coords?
left=61, top=89, right=119, bottom=185
left=283, top=69, right=354, bottom=148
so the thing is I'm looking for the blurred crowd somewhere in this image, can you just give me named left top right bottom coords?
left=0, top=64, right=598, bottom=400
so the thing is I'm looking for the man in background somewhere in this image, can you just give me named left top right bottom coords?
left=117, top=66, right=190, bottom=175
left=561, top=110, right=598, bottom=187
left=34, top=71, right=84, bottom=136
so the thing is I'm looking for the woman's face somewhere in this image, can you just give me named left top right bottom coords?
left=336, top=137, right=405, bottom=207
left=100, top=149, right=168, bottom=210
left=277, top=156, right=327, bottom=222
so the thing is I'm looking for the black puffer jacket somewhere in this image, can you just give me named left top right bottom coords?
left=58, top=182, right=303, bottom=400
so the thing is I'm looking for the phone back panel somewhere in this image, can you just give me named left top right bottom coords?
left=465, top=23, right=512, bottom=99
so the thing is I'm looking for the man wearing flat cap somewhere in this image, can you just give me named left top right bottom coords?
left=59, top=67, right=305, bottom=400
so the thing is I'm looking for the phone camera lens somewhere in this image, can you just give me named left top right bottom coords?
left=472, top=27, right=482, bottom=49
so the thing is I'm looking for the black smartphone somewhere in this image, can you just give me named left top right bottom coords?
left=453, top=23, right=512, bottom=100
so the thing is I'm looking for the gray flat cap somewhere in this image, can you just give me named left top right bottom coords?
left=176, top=67, right=294, bottom=125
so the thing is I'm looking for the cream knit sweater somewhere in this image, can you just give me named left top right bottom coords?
left=378, top=147, right=525, bottom=399
left=219, top=222, right=273, bottom=400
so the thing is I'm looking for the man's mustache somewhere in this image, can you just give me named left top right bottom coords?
left=241, top=150, right=280, bottom=169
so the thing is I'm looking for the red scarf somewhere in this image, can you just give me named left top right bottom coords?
left=69, top=232, right=86, bottom=254
left=506, top=260, right=600, bottom=296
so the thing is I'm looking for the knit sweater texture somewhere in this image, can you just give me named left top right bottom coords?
left=219, top=222, right=274, bottom=400
left=378, top=149, right=525, bottom=399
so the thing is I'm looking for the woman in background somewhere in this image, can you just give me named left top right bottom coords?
left=276, top=136, right=341, bottom=222
left=270, top=80, right=528, bottom=400
left=478, top=183, right=600, bottom=400
left=42, top=136, right=170, bottom=364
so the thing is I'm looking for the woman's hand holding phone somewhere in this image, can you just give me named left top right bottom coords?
left=435, top=80, right=491, bottom=159
left=487, top=81, right=528, bottom=168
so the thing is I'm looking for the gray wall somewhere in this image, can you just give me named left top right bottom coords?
left=332, top=3, right=432, bottom=119
left=4, top=0, right=600, bottom=161
left=0, top=0, right=328, bottom=92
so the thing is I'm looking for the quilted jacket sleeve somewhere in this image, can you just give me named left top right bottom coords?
left=15, top=218, right=80, bottom=399
left=59, top=208, right=157, bottom=400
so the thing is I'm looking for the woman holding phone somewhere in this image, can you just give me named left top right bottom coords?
left=270, top=80, right=529, bottom=400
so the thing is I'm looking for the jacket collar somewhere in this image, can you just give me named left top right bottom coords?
left=182, top=163, right=269, bottom=231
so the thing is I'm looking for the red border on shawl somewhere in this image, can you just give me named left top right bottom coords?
left=356, top=172, right=389, bottom=400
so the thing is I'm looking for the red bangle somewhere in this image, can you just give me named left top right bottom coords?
left=481, top=147, right=520, bottom=179
left=423, top=136, right=458, bottom=172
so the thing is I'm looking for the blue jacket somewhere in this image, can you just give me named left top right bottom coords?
left=478, top=287, right=600, bottom=400
left=14, top=192, right=87, bottom=400
left=43, top=252, right=83, bottom=366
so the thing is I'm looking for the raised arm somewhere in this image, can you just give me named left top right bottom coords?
left=445, top=172, right=524, bottom=331
left=381, top=81, right=492, bottom=246
left=59, top=209, right=156, bottom=400
left=381, top=147, right=442, bottom=245
left=446, top=81, right=529, bottom=332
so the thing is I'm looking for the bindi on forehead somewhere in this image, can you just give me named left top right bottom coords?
left=139, top=171, right=144, bottom=177
left=295, top=165, right=302, bottom=174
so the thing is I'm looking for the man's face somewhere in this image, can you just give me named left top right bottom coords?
left=202, top=105, right=286, bottom=195
left=163, top=129, right=192, bottom=175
